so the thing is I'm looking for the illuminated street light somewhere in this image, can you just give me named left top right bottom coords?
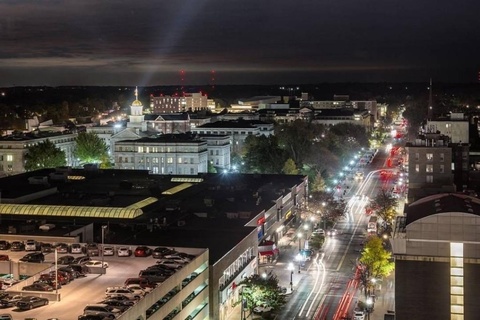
left=288, top=262, right=294, bottom=291
left=366, top=297, right=374, bottom=320
left=262, top=272, right=267, bottom=279
left=303, top=224, right=309, bottom=231
left=297, top=233, right=303, bottom=251
left=350, top=160, right=355, bottom=165
left=101, top=225, right=108, bottom=273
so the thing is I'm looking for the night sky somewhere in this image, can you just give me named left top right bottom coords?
left=1, top=0, right=479, bottom=86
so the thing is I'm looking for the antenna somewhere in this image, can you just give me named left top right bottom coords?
left=211, top=70, right=216, bottom=89
left=180, top=70, right=185, bottom=91
left=428, top=78, right=433, bottom=120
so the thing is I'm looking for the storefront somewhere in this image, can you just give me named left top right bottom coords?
left=258, top=240, right=279, bottom=264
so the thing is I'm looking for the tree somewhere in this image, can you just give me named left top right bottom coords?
left=282, top=158, right=299, bottom=175
left=208, top=161, right=217, bottom=173
left=24, top=139, right=66, bottom=171
left=309, top=233, right=325, bottom=251
left=368, top=189, right=398, bottom=226
left=358, top=236, right=395, bottom=298
left=309, top=173, right=326, bottom=193
left=243, top=135, right=285, bottom=173
left=75, top=132, right=109, bottom=164
left=237, top=273, right=285, bottom=314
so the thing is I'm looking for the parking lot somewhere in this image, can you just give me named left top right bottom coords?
left=0, top=246, right=177, bottom=319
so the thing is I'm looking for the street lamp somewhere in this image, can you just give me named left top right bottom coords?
left=322, top=202, right=327, bottom=230
left=366, top=296, right=373, bottom=320
left=288, top=262, right=294, bottom=291
left=262, top=272, right=267, bottom=279
left=101, top=225, right=107, bottom=273
left=54, top=248, right=58, bottom=299
left=297, top=233, right=303, bottom=251
left=295, top=253, right=302, bottom=273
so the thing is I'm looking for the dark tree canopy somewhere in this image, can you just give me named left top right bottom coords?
left=24, top=139, right=66, bottom=171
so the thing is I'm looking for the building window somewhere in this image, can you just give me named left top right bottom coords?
left=415, top=153, right=419, bottom=161
left=426, top=164, right=433, bottom=173
left=6, top=155, right=13, bottom=162
left=415, top=164, right=420, bottom=173
left=178, top=157, right=182, bottom=164
left=462, top=152, right=468, bottom=160
left=167, top=157, right=173, bottom=164
left=426, top=175, right=433, bottom=183
left=426, top=153, right=433, bottom=161
left=440, top=165, right=445, bottom=173
left=440, top=153, right=445, bottom=161
left=138, top=146, right=144, bottom=153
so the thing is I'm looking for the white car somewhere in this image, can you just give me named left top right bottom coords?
left=126, top=284, right=151, bottom=294
left=157, top=259, right=184, bottom=269
left=105, top=287, right=141, bottom=300
left=103, top=246, right=114, bottom=256
left=353, top=308, right=366, bottom=320
left=71, top=243, right=83, bottom=254
left=85, top=260, right=109, bottom=268
left=312, top=229, right=325, bottom=236
left=25, top=240, right=37, bottom=251
left=117, top=247, right=131, bottom=257
left=253, top=304, right=273, bottom=314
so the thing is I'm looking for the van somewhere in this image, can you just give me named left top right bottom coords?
left=124, top=277, right=157, bottom=289
left=138, top=270, right=168, bottom=283
left=355, top=172, right=364, bottom=180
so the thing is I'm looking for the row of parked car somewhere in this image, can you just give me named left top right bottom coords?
left=0, top=292, right=49, bottom=310
left=78, top=249, right=197, bottom=319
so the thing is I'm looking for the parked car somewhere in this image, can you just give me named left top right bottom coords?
left=78, top=315, right=109, bottom=320
left=0, top=255, right=9, bottom=261
left=0, top=314, right=12, bottom=320
left=68, top=264, right=90, bottom=276
left=0, top=295, right=23, bottom=308
left=156, top=259, right=184, bottom=269
left=25, top=240, right=37, bottom=251
left=51, top=270, right=74, bottom=282
left=58, top=265, right=80, bottom=279
left=83, top=304, right=121, bottom=318
left=103, top=246, right=114, bottom=256
left=40, top=243, right=54, bottom=253
left=56, top=243, right=69, bottom=254
left=85, top=260, right=109, bottom=268
left=253, top=304, right=273, bottom=314
left=73, top=255, right=91, bottom=265
left=10, top=241, right=24, bottom=251
left=134, top=246, right=152, bottom=257
left=138, top=269, right=168, bottom=283
left=117, top=247, right=131, bottom=257
left=71, top=243, right=83, bottom=254
left=33, top=279, right=61, bottom=289
left=152, top=247, right=175, bottom=259
left=353, top=308, right=366, bottom=320
left=86, top=243, right=100, bottom=256
left=100, top=298, right=134, bottom=311
left=105, top=287, right=142, bottom=300
left=22, top=283, right=53, bottom=292
left=41, top=273, right=69, bottom=286
left=16, top=296, right=49, bottom=310
left=0, top=241, right=10, bottom=250
left=19, top=252, right=45, bottom=263
left=124, top=277, right=157, bottom=290
left=57, top=255, right=75, bottom=265
left=127, top=283, right=152, bottom=294
left=146, top=264, right=176, bottom=274
left=39, top=223, right=55, bottom=231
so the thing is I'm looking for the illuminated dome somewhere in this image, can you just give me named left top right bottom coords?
left=132, top=99, right=143, bottom=106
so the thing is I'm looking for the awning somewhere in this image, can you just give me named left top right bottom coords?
left=259, top=248, right=279, bottom=256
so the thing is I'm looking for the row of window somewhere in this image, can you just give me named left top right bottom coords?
left=117, top=157, right=198, bottom=164
left=415, top=164, right=446, bottom=174
left=414, top=153, right=445, bottom=161
left=117, top=146, right=202, bottom=153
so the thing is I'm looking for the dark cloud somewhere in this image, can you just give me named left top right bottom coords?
left=0, top=0, right=479, bottom=86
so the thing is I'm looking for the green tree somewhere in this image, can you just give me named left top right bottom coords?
left=368, top=190, right=398, bottom=226
left=358, top=236, right=395, bottom=298
left=243, top=135, right=285, bottom=173
left=237, top=273, right=285, bottom=314
left=282, top=158, right=299, bottom=175
left=309, top=233, right=325, bottom=251
left=208, top=161, right=217, bottom=173
left=309, top=173, right=326, bottom=193
left=75, top=132, right=109, bottom=164
left=24, top=139, right=66, bottom=171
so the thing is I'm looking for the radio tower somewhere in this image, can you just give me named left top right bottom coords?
left=210, top=70, right=216, bottom=90
left=180, top=70, right=185, bottom=93
left=428, top=78, right=433, bottom=120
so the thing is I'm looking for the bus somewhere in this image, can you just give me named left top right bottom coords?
left=367, top=216, right=378, bottom=234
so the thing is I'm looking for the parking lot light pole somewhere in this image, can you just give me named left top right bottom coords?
left=101, top=225, right=107, bottom=272
left=55, top=248, right=58, bottom=299
left=297, top=233, right=303, bottom=251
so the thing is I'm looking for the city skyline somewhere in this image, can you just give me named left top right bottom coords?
left=1, top=0, right=479, bottom=87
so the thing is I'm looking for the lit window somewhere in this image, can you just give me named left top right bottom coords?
left=415, top=164, right=420, bottom=172
left=426, top=175, right=433, bottom=183
left=6, top=155, right=13, bottom=162
left=167, top=157, right=173, bottom=164
left=426, top=153, right=433, bottom=161
left=138, top=146, right=144, bottom=153
left=426, top=164, right=433, bottom=173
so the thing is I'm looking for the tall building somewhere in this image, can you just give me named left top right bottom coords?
left=150, top=92, right=208, bottom=114
left=392, top=193, right=480, bottom=320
